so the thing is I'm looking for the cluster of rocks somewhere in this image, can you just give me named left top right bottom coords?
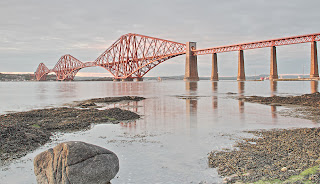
left=77, top=96, right=145, bottom=106
left=208, top=128, right=320, bottom=183
left=241, top=92, right=320, bottom=108
left=1, top=107, right=139, bottom=131
left=1, top=124, right=51, bottom=161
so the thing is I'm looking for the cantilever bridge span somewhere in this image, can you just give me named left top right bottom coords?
left=35, top=33, right=186, bottom=81
left=35, top=32, right=320, bottom=81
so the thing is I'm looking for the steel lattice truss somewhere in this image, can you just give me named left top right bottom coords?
left=35, top=63, right=50, bottom=81
left=51, top=54, right=84, bottom=80
left=95, top=33, right=186, bottom=79
left=34, top=33, right=186, bottom=81
left=194, top=33, right=320, bottom=55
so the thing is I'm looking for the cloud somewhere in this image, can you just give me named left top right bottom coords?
left=1, top=0, right=320, bottom=76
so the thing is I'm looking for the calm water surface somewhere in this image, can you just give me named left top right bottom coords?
left=0, top=80, right=319, bottom=184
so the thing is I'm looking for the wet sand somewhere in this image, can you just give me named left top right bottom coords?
left=0, top=96, right=144, bottom=163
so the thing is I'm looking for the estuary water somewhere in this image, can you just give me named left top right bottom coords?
left=0, top=80, right=319, bottom=184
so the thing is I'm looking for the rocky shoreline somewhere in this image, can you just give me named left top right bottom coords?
left=240, top=92, right=320, bottom=108
left=0, top=96, right=144, bottom=162
left=240, top=92, right=320, bottom=123
left=208, top=93, right=320, bottom=183
left=209, top=128, right=320, bottom=183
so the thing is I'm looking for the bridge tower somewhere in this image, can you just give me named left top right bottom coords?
left=184, top=42, right=199, bottom=81
left=310, top=41, right=319, bottom=78
left=270, top=46, right=278, bottom=80
left=211, top=53, right=218, bottom=81
left=237, top=50, right=245, bottom=81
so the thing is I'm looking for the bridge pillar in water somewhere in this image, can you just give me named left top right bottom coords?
left=270, top=46, right=278, bottom=80
left=310, top=41, right=319, bottom=78
left=237, top=50, right=246, bottom=81
left=135, top=78, right=143, bottom=81
left=122, top=78, right=134, bottom=81
left=211, top=53, right=218, bottom=81
left=184, top=42, right=199, bottom=81
left=113, top=78, right=121, bottom=82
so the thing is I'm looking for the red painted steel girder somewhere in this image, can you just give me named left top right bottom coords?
left=194, top=32, right=320, bottom=55
left=34, top=63, right=50, bottom=81
left=95, top=33, right=186, bottom=79
left=52, top=54, right=86, bottom=80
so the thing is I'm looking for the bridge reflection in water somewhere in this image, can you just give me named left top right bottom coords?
left=212, top=82, right=218, bottom=111
left=185, top=81, right=198, bottom=130
left=238, top=81, right=245, bottom=115
left=270, top=81, right=278, bottom=120
left=103, top=80, right=319, bottom=129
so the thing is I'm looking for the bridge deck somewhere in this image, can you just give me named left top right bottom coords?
left=194, top=33, right=320, bottom=55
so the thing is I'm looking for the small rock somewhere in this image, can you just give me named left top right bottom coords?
left=223, top=174, right=239, bottom=183
left=34, top=141, right=119, bottom=184
left=242, top=172, right=250, bottom=176
left=222, top=177, right=229, bottom=183
left=80, top=101, right=96, bottom=108
left=281, top=167, right=288, bottom=172
left=226, top=92, right=237, bottom=95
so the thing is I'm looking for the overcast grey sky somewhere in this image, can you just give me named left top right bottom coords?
left=1, top=0, right=320, bottom=77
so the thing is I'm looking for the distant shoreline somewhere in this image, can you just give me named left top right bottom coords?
left=1, top=72, right=319, bottom=82
left=272, top=78, right=320, bottom=81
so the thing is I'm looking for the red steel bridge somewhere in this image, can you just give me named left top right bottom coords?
left=35, top=33, right=320, bottom=81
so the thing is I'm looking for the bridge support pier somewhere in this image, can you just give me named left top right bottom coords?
left=184, top=42, right=199, bottom=81
left=211, top=53, right=218, bottom=81
left=310, top=41, right=319, bottom=79
left=135, top=78, right=143, bottom=81
left=270, top=46, right=278, bottom=80
left=122, top=78, right=134, bottom=81
left=237, top=50, right=246, bottom=81
left=113, top=78, right=121, bottom=82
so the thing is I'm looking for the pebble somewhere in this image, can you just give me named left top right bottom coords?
left=281, top=167, right=288, bottom=172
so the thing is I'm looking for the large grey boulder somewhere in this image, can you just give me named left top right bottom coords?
left=34, top=141, right=119, bottom=184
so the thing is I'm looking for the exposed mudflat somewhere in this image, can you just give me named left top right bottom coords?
left=0, top=96, right=144, bottom=162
